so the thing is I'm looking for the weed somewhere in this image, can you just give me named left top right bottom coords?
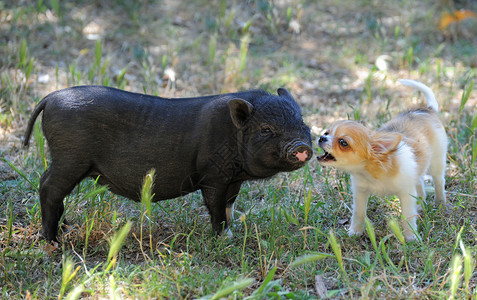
left=140, top=169, right=155, bottom=260
left=58, top=256, right=81, bottom=299
left=1, top=0, right=477, bottom=298
left=105, top=221, right=132, bottom=272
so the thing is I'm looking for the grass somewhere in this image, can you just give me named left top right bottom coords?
left=1, top=0, right=477, bottom=298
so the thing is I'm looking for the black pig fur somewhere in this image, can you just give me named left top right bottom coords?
left=23, top=86, right=312, bottom=241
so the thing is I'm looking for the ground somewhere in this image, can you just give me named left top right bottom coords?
left=1, top=0, right=476, bottom=299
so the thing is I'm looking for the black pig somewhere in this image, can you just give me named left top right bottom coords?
left=23, top=86, right=312, bottom=241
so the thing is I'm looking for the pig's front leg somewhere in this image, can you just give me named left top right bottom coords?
left=201, top=181, right=242, bottom=236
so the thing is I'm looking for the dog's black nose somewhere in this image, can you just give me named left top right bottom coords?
left=318, top=136, right=327, bottom=143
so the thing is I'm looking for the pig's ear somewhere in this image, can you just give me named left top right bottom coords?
left=228, top=99, right=254, bottom=128
left=277, top=88, right=293, bottom=99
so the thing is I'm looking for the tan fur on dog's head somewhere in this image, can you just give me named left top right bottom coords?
left=317, top=120, right=403, bottom=179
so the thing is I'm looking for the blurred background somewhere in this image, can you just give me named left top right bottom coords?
left=1, top=0, right=476, bottom=298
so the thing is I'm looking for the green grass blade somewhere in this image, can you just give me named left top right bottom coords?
left=460, top=240, right=474, bottom=294
left=59, top=257, right=80, bottom=300
left=453, top=226, right=464, bottom=252
left=365, top=218, right=378, bottom=252
left=116, top=67, right=127, bottom=88
left=286, top=7, right=292, bottom=23
left=82, top=185, right=108, bottom=201
left=36, top=0, right=44, bottom=11
left=210, top=278, right=255, bottom=300
left=472, top=138, right=477, bottom=166
left=449, top=254, right=462, bottom=300
left=65, top=285, right=84, bottom=300
left=51, top=0, right=60, bottom=17
left=6, top=197, right=15, bottom=244
left=105, top=221, right=132, bottom=271
left=460, top=76, right=474, bottom=114
left=242, top=18, right=253, bottom=34
left=141, top=169, right=155, bottom=218
left=280, top=207, right=299, bottom=226
left=219, top=0, right=226, bottom=19
left=1, top=157, right=38, bottom=190
left=208, top=35, right=217, bottom=66
left=254, top=266, right=277, bottom=295
left=19, top=39, right=27, bottom=66
left=25, top=58, right=34, bottom=81
left=239, top=34, right=249, bottom=73
left=328, top=230, right=348, bottom=282
left=95, top=40, right=102, bottom=70
left=388, top=219, right=405, bottom=245
left=303, top=188, right=312, bottom=225
left=33, top=121, right=47, bottom=170
left=290, top=252, right=334, bottom=267
left=471, top=114, right=477, bottom=132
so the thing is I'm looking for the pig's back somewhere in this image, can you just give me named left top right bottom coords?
left=39, top=86, right=229, bottom=200
left=41, top=85, right=212, bottom=143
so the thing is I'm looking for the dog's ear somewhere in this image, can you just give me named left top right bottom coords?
left=372, top=132, right=402, bottom=155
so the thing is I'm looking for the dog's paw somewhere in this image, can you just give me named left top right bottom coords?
left=348, top=226, right=364, bottom=237
left=404, top=232, right=420, bottom=242
left=435, top=201, right=452, bottom=213
left=416, top=203, right=423, bottom=212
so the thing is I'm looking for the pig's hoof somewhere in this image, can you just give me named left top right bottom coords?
left=41, top=232, right=60, bottom=243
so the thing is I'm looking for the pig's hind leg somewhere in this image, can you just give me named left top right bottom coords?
left=39, top=161, right=90, bottom=241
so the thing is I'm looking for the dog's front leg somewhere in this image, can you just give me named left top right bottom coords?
left=398, top=192, right=419, bottom=241
left=348, top=187, right=370, bottom=237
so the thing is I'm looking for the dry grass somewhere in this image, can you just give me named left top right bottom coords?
left=1, top=0, right=476, bottom=299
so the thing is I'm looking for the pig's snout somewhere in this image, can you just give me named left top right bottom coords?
left=286, top=141, right=312, bottom=163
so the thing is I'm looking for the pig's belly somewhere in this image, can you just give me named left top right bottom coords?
left=89, top=168, right=201, bottom=202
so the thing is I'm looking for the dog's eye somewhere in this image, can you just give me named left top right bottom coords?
left=339, top=139, right=348, bottom=148
left=324, top=131, right=329, bottom=135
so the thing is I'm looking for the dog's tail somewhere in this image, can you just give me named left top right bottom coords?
left=398, top=79, right=439, bottom=112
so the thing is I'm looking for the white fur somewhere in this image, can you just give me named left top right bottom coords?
left=352, top=143, right=417, bottom=196
left=427, top=124, right=448, bottom=205
left=226, top=204, right=234, bottom=225
left=399, top=79, right=447, bottom=206
left=398, top=79, right=439, bottom=111
left=223, top=204, right=235, bottom=239
left=319, top=80, right=447, bottom=241
left=348, top=142, right=420, bottom=239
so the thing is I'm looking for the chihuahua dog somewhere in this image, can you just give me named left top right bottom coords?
left=317, top=79, right=447, bottom=240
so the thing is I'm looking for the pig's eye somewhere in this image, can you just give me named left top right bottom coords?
left=260, top=125, right=273, bottom=136
left=339, top=139, right=349, bottom=148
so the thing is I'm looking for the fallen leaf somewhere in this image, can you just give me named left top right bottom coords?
left=43, top=241, right=59, bottom=256
left=439, top=10, right=476, bottom=30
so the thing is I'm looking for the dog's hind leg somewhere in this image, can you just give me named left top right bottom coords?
left=416, top=176, right=426, bottom=199
left=429, top=133, right=447, bottom=206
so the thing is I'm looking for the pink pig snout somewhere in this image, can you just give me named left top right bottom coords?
left=294, top=150, right=309, bottom=162
left=287, top=141, right=312, bottom=163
